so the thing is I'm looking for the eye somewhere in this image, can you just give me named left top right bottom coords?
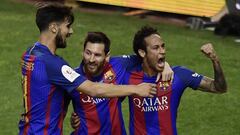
left=152, top=45, right=159, bottom=50
left=67, top=24, right=71, bottom=28
left=95, top=53, right=102, bottom=57
left=85, top=50, right=91, bottom=55
left=161, top=43, right=165, bottom=48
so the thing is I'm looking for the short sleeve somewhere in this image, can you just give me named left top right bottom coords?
left=110, top=55, right=141, bottom=70
left=43, top=56, right=86, bottom=93
left=173, top=66, right=203, bottom=90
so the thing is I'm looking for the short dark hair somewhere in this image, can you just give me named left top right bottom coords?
left=83, top=32, right=110, bottom=54
left=133, top=26, right=159, bottom=58
left=36, top=4, right=74, bottom=32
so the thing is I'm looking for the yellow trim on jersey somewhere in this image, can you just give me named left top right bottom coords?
left=77, top=0, right=225, bottom=17
left=23, top=75, right=29, bottom=122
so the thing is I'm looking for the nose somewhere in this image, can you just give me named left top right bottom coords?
left=159, top=47, right=165, bottom=54
left=69, top=28, right=73, bottom=35
left=89, top=54, right=95, bottom=62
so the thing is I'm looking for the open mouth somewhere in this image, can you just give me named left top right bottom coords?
left=157, top=57, right=165, bottom=67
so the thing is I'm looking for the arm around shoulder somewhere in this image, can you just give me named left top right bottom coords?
left=76, top=80, right=157, bottom=97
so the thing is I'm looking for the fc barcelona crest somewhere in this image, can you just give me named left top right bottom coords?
left=158, top=81, right=171, bottom=91
left=103, top=70, right=115, bottom=83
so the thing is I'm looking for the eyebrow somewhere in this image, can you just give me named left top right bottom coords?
left=85, top=49, right=103, bottom=55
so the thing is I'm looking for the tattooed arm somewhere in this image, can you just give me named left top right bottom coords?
left=197, top=43, right=227, bottom=93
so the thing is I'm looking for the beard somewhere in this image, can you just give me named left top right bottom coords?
left=56, top=31, right=67, bottom=48
left=146, top=57, right=164, bottom=73
left=83, top=61, right=105, bottom=77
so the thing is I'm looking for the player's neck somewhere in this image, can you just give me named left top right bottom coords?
left=39, top=32, right=57, bottom=55
left=142, top=62, right=157, bottom=77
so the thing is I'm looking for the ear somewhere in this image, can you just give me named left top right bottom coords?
left=49, top=23, right=58, bottom=33
left=105, top=52, right=110, bottom=62
left=138, top=49, right=145, bottom=58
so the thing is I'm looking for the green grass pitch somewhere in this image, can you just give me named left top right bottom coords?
left=0, top=0, right=239, bottom=134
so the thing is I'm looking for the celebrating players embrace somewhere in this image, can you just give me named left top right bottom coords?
left=18, top=3, right=227, bottom=135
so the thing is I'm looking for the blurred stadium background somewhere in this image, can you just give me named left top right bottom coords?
left=76, top=0, right=225, bottom=17
left=0, top=0, right=239, bottom=134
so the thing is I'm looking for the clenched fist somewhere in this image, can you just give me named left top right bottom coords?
left=200, top=43, right=218, bottom=61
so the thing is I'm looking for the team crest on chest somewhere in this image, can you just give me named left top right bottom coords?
left=158, top=81, right=171, bottom=91
left=103, top=70, right=115, bottom=83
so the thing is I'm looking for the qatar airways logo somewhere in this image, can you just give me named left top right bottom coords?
left=133, top=96, right=169, bottom=112
left=81, top=95, right=109, bottom=105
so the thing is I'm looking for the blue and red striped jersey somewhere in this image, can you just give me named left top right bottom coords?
left=18, top=42, right=86, bottom=135
left=124, top=65, right=203, bottom=135
left=70, top=56, right=140, bottom=135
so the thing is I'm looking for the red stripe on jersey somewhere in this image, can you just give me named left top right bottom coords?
left=108, top=98, right=123, bottom=135
left=157, top=81, right=173, bottom=135
left=43, top=85, right=56, bottom=135
left=105, top=66, right=123, bottom=135
left=58, top=99, right=65, bottom=135
left=80, top=94, right=101, bottom=135
left=129, top=71, right=147, bottom=135
left=23, top=55, right=35, bottom=135
left=129, top=71, right=144, bottom=85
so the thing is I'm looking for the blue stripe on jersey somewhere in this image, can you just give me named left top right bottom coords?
left=144, top=103, right=161, bottom=135
left=142, top=75, right=161, bottom=135
left=96, top=99, right=112, bottom=135
left=117, top=100, right=127, bottom=135
left=170, top=75, right=186, bottom=135
left=72, top=93, right=88, bottom=135
left=128, top=96, right=135, bottom=135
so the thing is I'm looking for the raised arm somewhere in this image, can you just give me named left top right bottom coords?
left=198, top=43, right=227, bottom=93
left=76, top=80, right=157, bottom=97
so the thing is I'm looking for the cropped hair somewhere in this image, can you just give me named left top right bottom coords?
left=83, top=32, right=110, bottom=54
left=133, top=26, right=159, bottom=58
left=36, top=4, right=74, bottom=32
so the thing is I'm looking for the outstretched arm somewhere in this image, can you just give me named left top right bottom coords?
left=76, top=80, right=157, bottom=97
left=198, top=43, right=227, bottom=93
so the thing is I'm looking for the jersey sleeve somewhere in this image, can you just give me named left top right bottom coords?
left=173, top=66, right=203, bottom=90
left=109, top=55, right=141, bottom=84
left=43, top=56, right=86, bottom=93
left=109, top=55, right=141, bottom=70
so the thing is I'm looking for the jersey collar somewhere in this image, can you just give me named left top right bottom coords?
left=34, top=42, right=53, bottom=55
